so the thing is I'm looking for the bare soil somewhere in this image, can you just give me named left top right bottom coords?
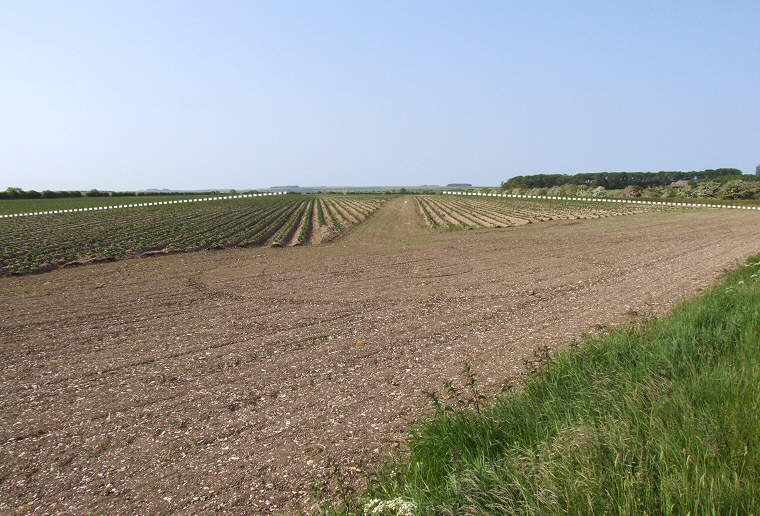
left=2, top=197, right=760, bottom=514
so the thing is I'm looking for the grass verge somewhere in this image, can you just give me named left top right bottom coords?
left=325, top=255, right=760, bottom=515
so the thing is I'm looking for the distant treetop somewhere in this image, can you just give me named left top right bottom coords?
left=0, top=187, right=210, bottom=200
left=501, top=169, right=742, bottom=190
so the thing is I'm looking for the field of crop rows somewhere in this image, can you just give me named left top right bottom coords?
left=0, top=195, right=386, bottom=276
left=416, top=195, right=693, bottom=229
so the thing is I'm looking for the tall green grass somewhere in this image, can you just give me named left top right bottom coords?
left=343, top=255, right=760, bottom=515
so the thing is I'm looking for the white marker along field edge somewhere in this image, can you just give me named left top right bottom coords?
left=1, top=192, right=288, bottom=218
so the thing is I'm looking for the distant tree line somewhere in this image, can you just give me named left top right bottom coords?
left=0, top=187, right=222, bottom=200
left=502, top=169, right=743, bottom=190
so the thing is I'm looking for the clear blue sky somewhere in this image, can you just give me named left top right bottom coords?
left=2, top=1, right=759, bottom=191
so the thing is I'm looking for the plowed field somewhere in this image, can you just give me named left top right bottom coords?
left=2, top=197, right=760, bottom=514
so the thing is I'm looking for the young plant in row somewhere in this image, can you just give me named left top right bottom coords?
left=273, top=201, right=308, bottom=246
left=296, top=200, right=314, bottom=245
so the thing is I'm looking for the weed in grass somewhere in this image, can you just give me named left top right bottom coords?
left=522, top=344, right=554, bottom=378
left=310, top=456, right=362, bottom=515
left=423, top=364, right=490, bottom=415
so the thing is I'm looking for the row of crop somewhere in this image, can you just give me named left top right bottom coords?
left=447, top=200, right=518, bottom=226
left=439, top=198, right=538, bottom=226
left=346, top=199, right=377, bottom=218
left=321, top=198, right=385, bottom=226
left=0, top=195, right=390, bottom=276
left=322, top=198, right=352, bottom=227
left=487, top=197, right=683, bottom=220
left=0, top=197, right=294, bottom=275
left=296, top=199, right=314, bottom=245
left=315, top=198, right=327, bottom=227
left=0, top=194, right=213, bottom=215
left=0, top=195, right=354, bottom=265
left=320, top=197, right=357, bottom=228
left=316, top=197, right=340, bottom=229
left=350, top=198, right=384, bottom=218
left=419, top=197, right=496, bottom=228
left=199, top=202, right=293, bottom=250
left=236, top=202, right=303, bottom=248
left=224, top=202, right=294, bottom=248
left=272, top=201, right=309, bottom=246
left=291, top=196, right=385, bottom=244
left=435, top=199, right=489, bottom=227
left=169, top=203, right=277, bottom=250
left=0, top=192, right=291, bottom=216
left=0, top=206, right=216, bottom=251
left=414, top=196, right=692, bottom=230
left=416, top=197, right=440, bottom=228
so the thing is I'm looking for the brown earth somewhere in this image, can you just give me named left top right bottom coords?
left=2, top=196, right=760, bottom=514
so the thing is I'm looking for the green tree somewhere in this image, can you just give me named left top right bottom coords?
left=719, top=180, right=752, bottom=199
left=4, top=187, right=23, bottom=199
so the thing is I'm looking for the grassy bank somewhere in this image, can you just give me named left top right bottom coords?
left=334, top=255, right=760, bottom=515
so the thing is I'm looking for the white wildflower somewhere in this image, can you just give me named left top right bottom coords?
left=363, top=497, right=416, bottom=516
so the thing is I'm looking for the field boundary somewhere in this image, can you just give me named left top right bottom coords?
left=443, top=190, right=760, bottom=211
left=0, top=192, right=288, bottom=218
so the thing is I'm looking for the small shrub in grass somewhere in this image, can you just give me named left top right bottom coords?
left=340, top=255, right=760, bottom=515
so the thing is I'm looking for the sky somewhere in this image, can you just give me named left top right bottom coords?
left=1, top=1, right=759, bottom=191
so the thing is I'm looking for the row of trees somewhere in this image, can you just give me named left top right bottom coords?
left=500, top=179, right=760, bottom=200
left=502, top=169, right=743, bottom=191
left=2, top=187, right=88, bottom=199
left=0, top=187, right=223, bottom=200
